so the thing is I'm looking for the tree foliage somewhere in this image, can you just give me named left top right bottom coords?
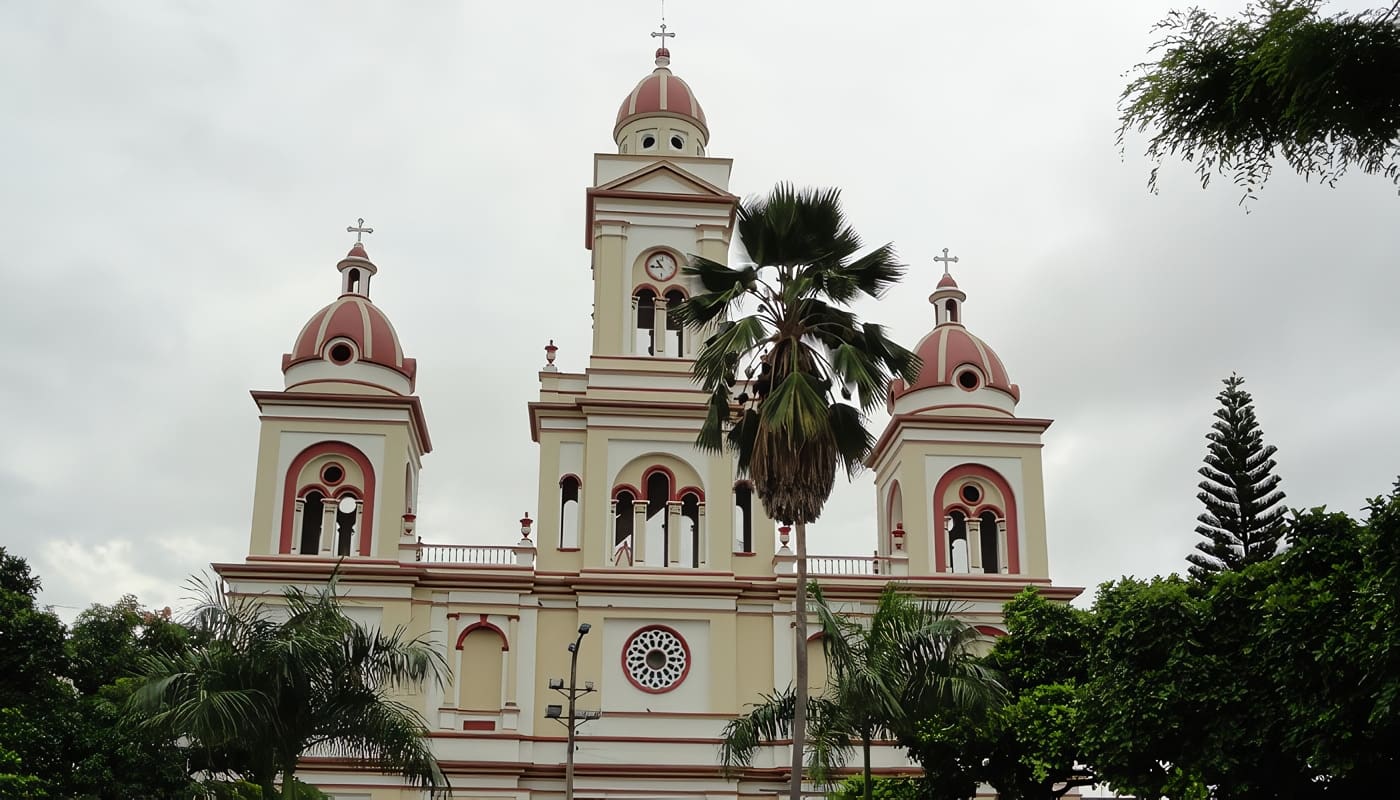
left=980, top=479, right=1400, bottom=798
left=1119, top=0, right=1400, bottom=202
left=1187, top=374, right=1286, bottom=579
left=128, top=574, right=451, bottom=800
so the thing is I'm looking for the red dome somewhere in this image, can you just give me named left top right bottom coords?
left=283, top=295, right=416, bottom=383
left=898, top=325, right=1019, bottom=402
left=936, top=272, right=959, bottom=289
left=614, top=55, right=709, bottom=140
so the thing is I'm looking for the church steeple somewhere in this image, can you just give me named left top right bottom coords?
left=613, top=27, right=710, bottom=157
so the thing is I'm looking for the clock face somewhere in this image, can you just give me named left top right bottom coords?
left=644, top=251, right=679, bottom=282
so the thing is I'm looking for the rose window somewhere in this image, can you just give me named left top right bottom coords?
left=623, top=626, right=690, bottom=693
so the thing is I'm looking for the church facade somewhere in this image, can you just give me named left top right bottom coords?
left=216, top=40, right=1079, bottom=800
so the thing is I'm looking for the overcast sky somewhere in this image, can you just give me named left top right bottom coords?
left=3, top=1, right=1397, bottom=617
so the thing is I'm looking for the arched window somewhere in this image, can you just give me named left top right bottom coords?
left=680, top=491, right=701, bottom=568
left=645, top=470, right=671, bottom=564
left=979, top=510, right=1000, bottom=573
left=299, top=491, right=325, bottom=555
left=734, top=482, right=753, bottom=553
left=886, top=481, right=904, bottom=553
left=614, top=490, right=635, bottom=548
left=559, top=476, right=581, bottom=549
left=347, top=268, right=361, bottom=294
left=947, top=510, right=970, bottom=574
left=664, top=289, right=686, bottom=357
left=945, top=298, right=959, bottom=323
left=634, top=288, right=657, bottom=355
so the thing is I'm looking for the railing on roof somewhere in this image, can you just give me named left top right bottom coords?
left=776, top=551, right=908, bottom=576
left=414, top=543, right=533, bottom=566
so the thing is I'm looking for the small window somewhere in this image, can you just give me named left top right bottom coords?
left=322, top=464, right=345, bottom=485
left=329, top=343, right=354, bottom=364
left=670, top=134, right=685, bottom=150
left=641, top=134, right=657, bottom=150
left=956, top=370, right=980, bottom=390
left=960, top=483, right=981, bottom=504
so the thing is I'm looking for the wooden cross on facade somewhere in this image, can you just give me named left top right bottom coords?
left=346, top=217, right=374, bottom=243
left=933, top=247, right=959, bottom=276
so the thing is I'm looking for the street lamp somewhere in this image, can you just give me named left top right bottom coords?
left=544, top=623, right=599, bottom=800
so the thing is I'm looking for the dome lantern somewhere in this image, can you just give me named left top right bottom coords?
left=613, top=26, right=710, bottom=156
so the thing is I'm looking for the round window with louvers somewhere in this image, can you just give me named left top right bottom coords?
left=622, top=625, right=691, bottom=693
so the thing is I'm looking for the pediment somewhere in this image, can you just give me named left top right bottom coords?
left=595, top=161, right=734, bottom=199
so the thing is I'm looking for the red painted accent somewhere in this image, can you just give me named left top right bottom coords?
left=284, top=296, right=415, bottom=384
left=974, top=625, right=1007, bottom=638
left=462, top=717, right=495, bottom=734
left=897, top=325, right=1018, bottom=402
left=346, top=243, right=369, bottom=260
left=632, top=283, right=662, bottom=298
left=333, top=486, right=361, bottom=500
left=676, top=486, right=705, bottom=502
left=278, top=442, right=377, bottom=556
left=613, top=66, right=709, bottom=138
left=806, top=630, right=825, bottom=643
left=319, top=462, right=345, bottom=486
left=612, top=484, right=641, bottom=501
left=459, top=717, right=498, bottom=734
left=455, top=617, right=509, bottom=651
left=733, top=479, right=754, bottom=490
left=298, top=485, right=330, bottom=499
left=932, top=465, right=1020, bottom=574
left=937, top=272, right=959, bottom=289
left=558, top=474, right=582, bottom=487
left=640, top=465, right=678, bottom=499
left=620, top=624, right=692, bottom=695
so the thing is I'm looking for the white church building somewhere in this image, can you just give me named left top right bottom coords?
left=216, top=33, right=1080, bottom=800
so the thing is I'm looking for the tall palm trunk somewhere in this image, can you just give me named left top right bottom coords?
left=861, top=727, right=873, bottom=800
left=790, top=520, right=809, bottom=800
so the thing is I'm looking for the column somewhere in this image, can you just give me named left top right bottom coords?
left=291, top=497, right=305, bottom=553
left=967, top=518, right=983, bottom=571
left=653, top=300, right=668, bottom=358
left=943, top=516, right=954, bottom=574
left=998, top=519, right=1010, bottom=574
left=629, top=295, right=639, bottom=355
left=350, top=498, right=365, bottom=557
left=320, top=498, right=338, bottom=554
left=633, top=503, right=648, bottom=565
left=667, top=501, right=683, bottom=566
left=697, top=505, right=707, bottom=567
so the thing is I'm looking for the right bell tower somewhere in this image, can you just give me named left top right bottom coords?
left=867, top=255, right=1055, bottom=580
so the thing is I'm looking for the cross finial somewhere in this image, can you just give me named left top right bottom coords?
left=347, top=217, right=374, bottom=243
left=933, top=247, right=959, bottom=276
left=651, top=22, right=674, bottom=46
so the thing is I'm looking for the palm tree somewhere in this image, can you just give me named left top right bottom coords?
left=718, top=583, right=1004, bottom=800
left=675, top=183, right=920, bottom=799
left=127, top=574, right=450, bottom=800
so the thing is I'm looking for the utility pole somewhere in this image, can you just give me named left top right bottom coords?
left=545, top=623, right=600, bottom=800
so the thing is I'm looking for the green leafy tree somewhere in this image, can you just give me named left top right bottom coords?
left=1119, top=0, right=1400, bottom=202
left=128, top=575, right=451, bottom=800
left=675, top=183, right=920, bottom=799
left=1187, top=374, right=1286, bottom=579
left=717, top=584, right=999, bottom=800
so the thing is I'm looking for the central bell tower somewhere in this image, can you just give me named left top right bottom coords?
left=530, top=42, right=776, bottom=577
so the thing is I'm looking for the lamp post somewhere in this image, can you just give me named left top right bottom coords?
left=544, top=623, right=599, bottom=800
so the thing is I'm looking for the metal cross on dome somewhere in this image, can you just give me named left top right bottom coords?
left=651, top=22, right=674, bottom=46
left=933, top=247, right=959, bottom=276
left=347, top=217, right=374, bottom=243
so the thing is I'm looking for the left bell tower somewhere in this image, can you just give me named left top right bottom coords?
left=246, top=232, right=431, bottom=561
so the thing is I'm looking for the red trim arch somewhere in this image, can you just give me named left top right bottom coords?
left=612, top=483, right=642, bottom=500
left=558, top=473, right=582, bottom=487
left=640, top=465, right=678, bottom=497
left=632, top=283, right=664, bottom=297
left=455, top=616, right=509, bottom=652
left=974, top=625, right=1007, bottom=638
left=677, top=485, right=705, bottom=501
left=933, top=464, right=1020, bottom=574
left=279, top=441, right=377, bottom=557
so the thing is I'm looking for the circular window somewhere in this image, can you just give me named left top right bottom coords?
left=321, top=464, right=345, bottom=485
left=670, top=134, right=684, bottom=149
left=329, top=343, right=354, bottom=364
left=622, top=626, right=690, bottom=693
left=641, top=134, right=657, bottom=149
left=956, top=370, right=980, bottom=390
left=960, top=483, right=982, bottom=504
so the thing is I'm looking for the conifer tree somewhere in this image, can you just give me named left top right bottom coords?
left=1187, top=374, right=1286, bottom=579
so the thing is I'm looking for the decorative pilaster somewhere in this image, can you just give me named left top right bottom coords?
left=967, top=518, right=982, bottom=571
left=667, top=500, right=683, bottom=565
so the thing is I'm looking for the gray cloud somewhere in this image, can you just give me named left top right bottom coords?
left=2, top=1, right=1396, bottom=615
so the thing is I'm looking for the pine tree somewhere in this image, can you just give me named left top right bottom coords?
left=1187, top=374, right=1286, bottom=579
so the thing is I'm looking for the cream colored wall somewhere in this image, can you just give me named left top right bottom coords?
left=874, top=438, right=1050, bottom=579
left=247, top=413, right=418, bottom=560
